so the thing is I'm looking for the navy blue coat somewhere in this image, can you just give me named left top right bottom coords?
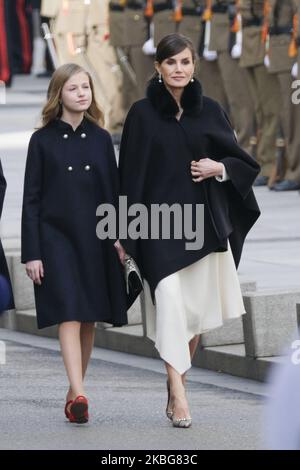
left=0, top=159, right=14, bottom=311
left=21, top=117, right=127, bottom=329
left=119, top=78, right=261, bottom=301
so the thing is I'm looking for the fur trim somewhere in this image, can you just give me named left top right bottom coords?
left=146, top=76, right=203, bottom=118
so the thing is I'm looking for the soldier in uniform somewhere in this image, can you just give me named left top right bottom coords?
left=152, top=0, right=177, bottom=46
left=10, top=0, right=33, bottom=74
left=51, top=0, right=90, bottom=66
left=86, top=0, right=125, bottom=133
left=239, top=0, right=281, bottom=186
left=0, top=0, right=13, bottom=85
left=177, top=1, right=229, bottom=110
left=46, top=0, right=123, bottom=132
left=208, top=0, right=255, bottom=154
left=266, top=0, right=300, bottom=190
left=109, top=1, right=154, bottom=112
left=40, top=0, right=61, bottom=19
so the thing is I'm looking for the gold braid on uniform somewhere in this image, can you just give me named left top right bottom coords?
left=119, top=0, right=127, bottom=6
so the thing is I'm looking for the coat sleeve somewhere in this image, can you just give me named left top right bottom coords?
left=118, top=103, right=152, bottom=259
left=21, top=132, right=43, bottom=263
left=210, top=102, right=260, bottom=199
left=208, top=101, right=261, bottom=268
left=0, top=159, right=7, bottom=220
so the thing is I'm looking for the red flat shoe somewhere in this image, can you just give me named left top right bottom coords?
left=64, top=400, right=73, bottom=420
left=69, top=396, right=89, bottom=424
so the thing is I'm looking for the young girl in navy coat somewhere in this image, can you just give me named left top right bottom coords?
left=21, top=63, right=127, bottom=424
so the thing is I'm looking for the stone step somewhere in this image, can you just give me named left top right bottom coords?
left=243, top=289, right=300, bottom=358
left=201, top=281, right=257, bottom=347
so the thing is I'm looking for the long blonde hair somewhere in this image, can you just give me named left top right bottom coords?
left=41, top=63, right=104, bottom=128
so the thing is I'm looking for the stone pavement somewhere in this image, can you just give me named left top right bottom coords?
left=0, top=328, right=268, bottom=450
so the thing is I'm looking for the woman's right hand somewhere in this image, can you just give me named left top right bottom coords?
left=114, top=240, right=126, bottom=266
left=26, top=260, right=44, bottom=285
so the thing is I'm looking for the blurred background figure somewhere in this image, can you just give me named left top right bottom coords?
left=176, top=0, right=229, bottom=113
left=264, top=337, right=300, bottom=449
left=0, top=0, right=14, bottom=86
left=0, top=274, right=11, bottom=313
left=30, top=0, right=55, bottom=77
left=10, top=0, right=33, bottom=75
left=0, top=160, right=14, bottom=314
left=207, top=0, right=256, bottom=156
left=265, top=0, right=300, bottom=191
left=239, top=0, right=281, bottom=188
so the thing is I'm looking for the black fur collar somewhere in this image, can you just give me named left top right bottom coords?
left=146, top=76, right=203, bottom=118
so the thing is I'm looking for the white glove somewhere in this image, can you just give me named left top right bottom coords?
left=142, top=22, right=156, bottom=56
left=264, top=54, right=270, bottom=68
left=231, top=15, right=242, bottom=59
left=292, top=62, right=298, bottom=78
left=142, top=37, right=156, bottom=56
left=203, top=48, right=218, bottom=61
left=203, top=21, right=217, bottom=61
left=231, top=43, right=242, bottom=59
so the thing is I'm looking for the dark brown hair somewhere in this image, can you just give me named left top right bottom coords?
left=155, top=33, right=196, bottom=64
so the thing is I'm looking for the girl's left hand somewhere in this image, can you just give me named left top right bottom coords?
left=191, top=158, right=224, bottom=183
left=114, top=240, right=126, bottom=265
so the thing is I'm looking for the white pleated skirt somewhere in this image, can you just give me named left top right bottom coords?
left=143, top=242, right=246, bottom=374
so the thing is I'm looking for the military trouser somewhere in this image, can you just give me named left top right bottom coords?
left=197, top=58, right=229, bottom=114
left=118, top=45, right=154, bottom=113
left=276, top=72, right=300, bottom=182
left=218, top=51, right=255, bottom=155
left=244, top=64, right=281, bottom=177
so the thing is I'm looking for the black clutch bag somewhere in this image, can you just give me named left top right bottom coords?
left=124, top=254, right=143, bottom=308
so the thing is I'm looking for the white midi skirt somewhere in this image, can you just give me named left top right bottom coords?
left=143, top=242, right=246, bottom=374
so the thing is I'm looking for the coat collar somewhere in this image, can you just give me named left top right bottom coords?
left=146, top=76, right=203, bottom=119
left=52, top=116, right=88, bottom=132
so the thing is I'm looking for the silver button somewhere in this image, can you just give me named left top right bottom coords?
left=63, top=134, right=69, bottom=139
left=68, top=166, right=73, bottom=171
left=84, top=165, right=90, bottom=171
left=81, top=133, right=87, bottom=139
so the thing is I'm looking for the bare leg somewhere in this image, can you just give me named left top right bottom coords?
left=165, top=362, right=191, bottom=421
left=182, top=334, right=201, bottom=386
left=59, top=321, right=85, bottom=401
left=80, top=322, right=96, bottom=379
left=65, top=322, right=96, bottom=403
left=166, top=334, right=200, bottom=416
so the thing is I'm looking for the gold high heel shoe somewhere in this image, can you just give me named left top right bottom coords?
left=171, top=395, right=192, bottom=428
left=166, top=380, right=173, bottom=420
left=172, top=416, right=192, bottom=428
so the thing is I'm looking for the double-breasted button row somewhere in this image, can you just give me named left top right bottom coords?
left=67, top=165, right=91, bottom=171
left=63, top=133, right=87, bottom=139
